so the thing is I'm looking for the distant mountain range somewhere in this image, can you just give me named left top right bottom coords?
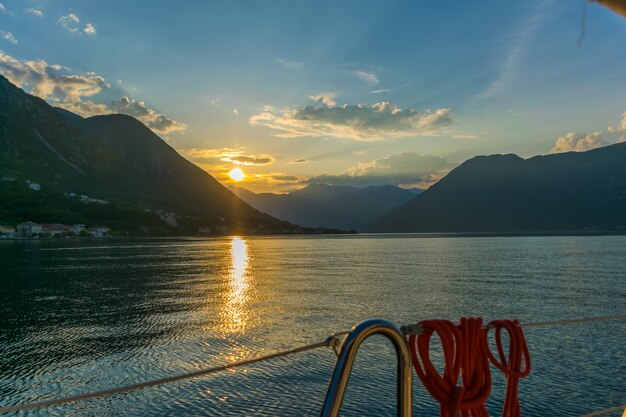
left=5, top=73, right=626, bottom=236
left=231, top=184, right=422, bottom=231
left=0, top=75, right=334, bottom=235
left=369, top=146, right=626, bottom=232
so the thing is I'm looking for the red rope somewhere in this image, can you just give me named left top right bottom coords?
left=410, top=317, right=532, bottom=417
left=410, top=318, right=491, bottom=417
left=486, top=319, right=531, bottom=417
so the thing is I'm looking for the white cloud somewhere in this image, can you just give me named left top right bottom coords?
left=354, top=71, right=379, bottom=85
left=277, top=58, right=303, bottom=69
left=1, top=31, right=17, bottom=44
left=0, top=51, right=108, bottom=102
left=58, top=13, right=97, bottom=36
left=476, top=0, right=551, bottom=99
left=58, top=13, right=80, bottom=33
left=250, top=101, right=453, bottom=141
left=550, top=111, right=626, bottom=153
left=233, top=108, right=239, bottom=116
left=0, top=3, right=5, bottom=12
left=60, top=97, right=186, bottom=134
left=550, top=131, right=606, bottom=153
left=83, top=23, right=96, bottom=35
left=608, top=111, right=626, bottom=141
left=305, top=152, right=455, bottom=188
left=25, top=8, right=43, bottom=17
left=309, top=92, right=336, bottom=107
left=371, top=88, right=392, bottom=94
left=0, top=51, right=185, bottom=135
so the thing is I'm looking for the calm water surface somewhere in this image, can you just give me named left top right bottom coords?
left=0, top=235, right=624, bottom=416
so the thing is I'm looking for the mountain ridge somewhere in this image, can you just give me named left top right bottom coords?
left=0, top=75, right=336, bottom=235
left=231, top=183, right=420, bottom=230
left=368, top=143, right=626, bottom=232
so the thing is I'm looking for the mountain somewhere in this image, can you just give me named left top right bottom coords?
left=368, top=146, right=626, bottom=232
left=231, top=183, right=417, bottom=230
left=0, top=75, right=327, bottom=235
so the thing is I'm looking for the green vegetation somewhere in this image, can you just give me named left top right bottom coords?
left=0, top=75, right=346, bottom=236
left=0, top=181, right=177, bottom=236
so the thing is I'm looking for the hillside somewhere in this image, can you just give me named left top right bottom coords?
left=232, top=183, right=419, bottom=230
left=368, top=145, right=626, bottom=232
left=0, top=75, right=322, bottom=235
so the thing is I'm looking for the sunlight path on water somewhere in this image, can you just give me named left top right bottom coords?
left=0, top=235, right=624, bottom=416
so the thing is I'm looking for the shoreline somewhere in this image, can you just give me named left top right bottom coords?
left=2, top=230, right=626, bottom=242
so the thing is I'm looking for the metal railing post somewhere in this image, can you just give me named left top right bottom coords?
left=320, top=319, right=413, bottom=417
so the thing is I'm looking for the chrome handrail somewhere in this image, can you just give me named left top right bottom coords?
left=320, top=319, right=413, bottom=417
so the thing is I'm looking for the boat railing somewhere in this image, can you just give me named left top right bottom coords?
left=320, top=319, right=413, bottom=417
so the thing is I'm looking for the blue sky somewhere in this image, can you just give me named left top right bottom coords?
left=1, top=0, right=626, bottom=191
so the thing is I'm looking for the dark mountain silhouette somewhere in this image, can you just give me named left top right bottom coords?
left=368, top=146, right=626, bottom=232
left=231, top=183, right=418, bottom=230
left=0, top=75, right=328, bottom=235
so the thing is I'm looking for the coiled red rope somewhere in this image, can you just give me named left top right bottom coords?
left=409, top=317, right=531, bottom=417
left=409, top=317, right=491, bottom=417
left=486, top=319, right=531, bottom=417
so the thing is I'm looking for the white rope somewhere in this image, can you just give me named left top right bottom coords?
left=577, top=403, right=626, bottom=417
left=0, top=334, right=344, bottom=414
left=519, top=314, right=626, bottom=328
left=2, top=314, right=625, bottom=414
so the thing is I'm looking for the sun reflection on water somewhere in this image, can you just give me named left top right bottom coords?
left=218, top=236, right=254, bottom=335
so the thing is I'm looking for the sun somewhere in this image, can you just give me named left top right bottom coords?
left=228, top=167, right=245, bottom=182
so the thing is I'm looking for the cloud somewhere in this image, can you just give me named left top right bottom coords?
left=277, top=58, right=303, bottom=69
left=550, top=111, right=626, bottom=153
left=290, top=159, right=308, bottom=164
left=179, top=148, right=286, bottom=191
left=550, top=132, right=606, bottom=153
left=106, top=96, right=186, bottom=134
left=476, top=1, right=551, bottom=99
left=0, top=51, right=185, bottom=135
left=309, top=92, right=336, bottom=107
left=304, top=152, right=454, bottom=188
left=234, top=172, right=308, bottom=192
left=250, top=101, right=453, bottom=140
left=608, top=111, right=626, bottom=140
left=83, top=23, right=96, bottom=35
left=354, top=71, right=379, bottom=85
left=233, top=108, right=239, bottom=116
left=1, top=31, right=17, bottom=44
left=0, top=51, right=108, bottom=101
left=0, top=3, right=5, bottom=12
left=25, top=8, right=43, bottom=17
left=178, top=148, right=275, bottom=166
left=371, top=88, right=392, bottom=94
left=58, top=13, right=96, bottom=36
left=58, top=13, right=80, bottom=33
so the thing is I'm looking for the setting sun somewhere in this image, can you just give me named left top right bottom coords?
left=229, top=168, right=245, bottom=182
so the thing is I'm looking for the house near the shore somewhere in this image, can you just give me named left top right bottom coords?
left=41, top=223, right=66, bottom=237
left=17, top=221, right=43, bottom=237
left=0, top=226, right=16, bottom=238
left=64, top=224, right=86, bottom=234
left=87, top=226, right=111, bottom=237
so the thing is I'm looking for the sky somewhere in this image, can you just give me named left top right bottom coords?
left=1, top=0, right=626, bottom=192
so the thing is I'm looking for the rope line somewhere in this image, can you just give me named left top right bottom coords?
left=0, top=334, right=342, bottom=414
left=578, top=404, right=626, bottom=417
left=402, top=314, right=626, bottom=335
left=518, top=314, right=626, bottom=328
left=1, top=314, right=624, bottom=414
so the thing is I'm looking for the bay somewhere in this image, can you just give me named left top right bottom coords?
left=0, top=235, right=624, bottom=416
